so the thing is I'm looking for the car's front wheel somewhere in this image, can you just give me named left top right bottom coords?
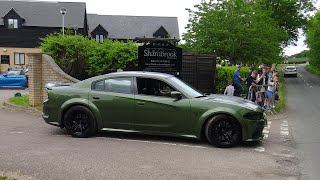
left=205, top=115, right=241, bottom=148
left=63, top=105, right=96, bottom=138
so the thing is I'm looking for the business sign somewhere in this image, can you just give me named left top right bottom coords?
left=138, top=43, right=182, bottom=76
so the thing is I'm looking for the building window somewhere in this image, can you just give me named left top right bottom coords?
left=14, top=53, right=25, bottom=65
left=96, top=35, right=104, bottom=43
left=1, top=55, right=10, bottom=64
left=8, top=19, right=18, bottom=29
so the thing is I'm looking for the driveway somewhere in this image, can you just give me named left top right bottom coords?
left=0, top=89, right=299, bottom=180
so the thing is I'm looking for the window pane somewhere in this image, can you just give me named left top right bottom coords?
left=95, top=35, right=99, bottom=42
left=137, top=78, right=174, bottom=97
left=13, top=19, right=18, bottom=28
left=105, top=77, right=132, bottom=94
left=8, top=19, right=14, bottom=28
left=1, top=55, right=10, bottom=64
left=14, top=53, right=20, bottom=64
left=94, top=80, right=105, bottom=90
left=19, top=53, right=25, bottom=64
left=100, top=35, right=104, bottom=43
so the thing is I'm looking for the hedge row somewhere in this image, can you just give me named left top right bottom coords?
left=215, top=66, right=249, bottom=94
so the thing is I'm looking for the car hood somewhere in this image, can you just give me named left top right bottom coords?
left=203, top=94, right=262, bottom=111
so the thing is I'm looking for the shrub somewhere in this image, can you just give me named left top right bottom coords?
left=40, top=34, right=138, bottom=80
left=215, top=66, right=249, bottom=94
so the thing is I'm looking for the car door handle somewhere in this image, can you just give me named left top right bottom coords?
left=137, top=101, right=145, bottom=106
left=92, top=97, right=100, bottom=100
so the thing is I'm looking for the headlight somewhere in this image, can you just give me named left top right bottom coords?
left=243, top=112, right=263, bottom=120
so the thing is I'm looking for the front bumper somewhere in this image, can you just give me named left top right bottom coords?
left=42, top=113, right=61, bottom=127
left=283, top=71, right=297, bottom=75
left=242, top=116, right=267, bottom=141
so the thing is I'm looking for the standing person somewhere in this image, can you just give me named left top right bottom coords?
left=224, top=80, right=234, bottom=96
left=257, top=67, right=268, bottom=107
left=233, top=65, right=245, bottom=97
left=247, top=70, right=264, bottom=102
left=265, top=74, right=278, bottom=109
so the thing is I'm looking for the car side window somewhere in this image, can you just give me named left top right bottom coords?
left=136, top=77, right=175, bottom=97
left=93, top=77, right=133, bottom=94
left=94, top=80, right=105, bottom=91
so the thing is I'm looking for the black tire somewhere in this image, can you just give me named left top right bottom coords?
left=205, top=115, right=242, bottom=148
left=63, top=105, right=97, bottom=138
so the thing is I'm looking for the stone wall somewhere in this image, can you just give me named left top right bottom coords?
left=27, top=53, right=79, bottom=107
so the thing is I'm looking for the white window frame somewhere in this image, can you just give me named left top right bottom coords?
left=8, top=19, right=18, bottom=29
left=96, top=34, right=104, bottom=43
left=14, top=53, right=25, bottom=65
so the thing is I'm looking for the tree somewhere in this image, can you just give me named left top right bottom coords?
left=258, top=0, right=315, bottom=45
left=306, top=11, right=320, bottom=68
left=184, top=0, right=286, bottom=65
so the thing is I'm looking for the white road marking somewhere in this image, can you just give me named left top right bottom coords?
left=280, top=120, right=289, bottom=136
left=298, top=72, right=313, bottom=88
left=255, top=147, right=265, bottom=152
left=280, top=131, right=289, bottom=136
left=263, top=134, right=269, bottom=139
left=263, top=129, right=269, bottom=134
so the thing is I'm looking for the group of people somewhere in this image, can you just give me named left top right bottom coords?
left=224, top=64, right=279, bottom=110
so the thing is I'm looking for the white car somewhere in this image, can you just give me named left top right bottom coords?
left=283, top=66, right=297, bottom=77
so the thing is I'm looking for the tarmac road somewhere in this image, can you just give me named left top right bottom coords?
left=285, top=64, right=320, bottom=180
left=0, top=89, right=298, bottom=180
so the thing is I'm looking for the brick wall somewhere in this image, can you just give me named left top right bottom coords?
left=27, top=53, right=79, bottom=107
left=0, top=47, right=41, bottom=73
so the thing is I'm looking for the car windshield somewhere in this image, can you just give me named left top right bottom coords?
left=167, top=76, right=203, bottom=98
left=286, top=67, right=296, bottom=70
left=6, top=70, right=21, bottom=76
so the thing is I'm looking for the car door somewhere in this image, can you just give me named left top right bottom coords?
left=89, top=77, right=135, bottom=130
left=133, top=77, right=192, bottom=135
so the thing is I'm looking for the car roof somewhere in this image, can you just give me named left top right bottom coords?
left=285, top=66, right=296, bottom=68
left=107, top=71, right=174, bottom=79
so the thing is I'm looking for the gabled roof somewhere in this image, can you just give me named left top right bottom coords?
left=88, top=14, right=180, bottom=40
left=0, top=0, right=86, bottom=28
left=2, top=8, right=25, bottom=20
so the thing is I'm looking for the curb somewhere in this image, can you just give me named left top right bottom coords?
left=2, top=100, right=42, bottom=115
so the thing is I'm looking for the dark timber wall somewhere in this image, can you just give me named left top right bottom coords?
left=181, top=54, right=216, bottom=94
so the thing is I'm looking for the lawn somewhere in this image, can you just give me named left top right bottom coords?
left=286, top=57, right=309, bottom=64
left=8, top=95, right=29, bottom=107
left=0, top=176, right=14, bottom=180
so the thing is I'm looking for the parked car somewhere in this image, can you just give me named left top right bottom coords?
left=283, top=66, right=297, bottom=77
left=0, top=69, right=27, bottom=88
left=42, top=71, right=266, bottom=148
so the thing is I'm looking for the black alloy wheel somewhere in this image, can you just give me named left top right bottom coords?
left=64, top=105, right=96, bottom=138
left=205, top=115, right=241, bottom=148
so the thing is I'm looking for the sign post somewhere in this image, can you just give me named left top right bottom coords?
left=137, top=38, right=182, bottom=76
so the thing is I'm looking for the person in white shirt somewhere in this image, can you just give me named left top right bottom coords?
left=224, top=80, right=235, bottom=96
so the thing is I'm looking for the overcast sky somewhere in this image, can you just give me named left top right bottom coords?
left=36, top=0, right=308, bottom=56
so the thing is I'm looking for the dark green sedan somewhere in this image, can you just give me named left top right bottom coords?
left=43, top=71, right=266, bottom=148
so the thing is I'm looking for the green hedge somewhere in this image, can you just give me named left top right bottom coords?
left=215, top=66, right=249, bottom=94
left=40, top=34, right=138, bottom=80
left=305, top=65, right=320, bottom=76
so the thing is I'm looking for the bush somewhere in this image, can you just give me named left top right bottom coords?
left=215, top=66, right=249, bottom=94
left=40, top=34, right=138, bottom=80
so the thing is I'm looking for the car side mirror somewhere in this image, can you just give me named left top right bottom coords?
left=171, top=91, right=182, bottom=100
left=3, top=74, right=7, bottom=77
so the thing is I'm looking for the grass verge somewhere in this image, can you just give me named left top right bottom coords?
left=274, top=64, right=286, bottom=112
left=8, top=95, right=29, bottom=107
left=305, top=64, right=320, bottom=76
left=0, top=176, right=14, bottom=180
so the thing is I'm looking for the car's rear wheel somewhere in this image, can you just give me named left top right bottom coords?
left=205, top=115, right=241, bottom=148
left=63, top=105, right=96, bottom=138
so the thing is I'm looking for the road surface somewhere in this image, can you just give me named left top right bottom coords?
left=0, top=89, right=298, bottom=180
left=285, top=64, right=320, bottom=180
